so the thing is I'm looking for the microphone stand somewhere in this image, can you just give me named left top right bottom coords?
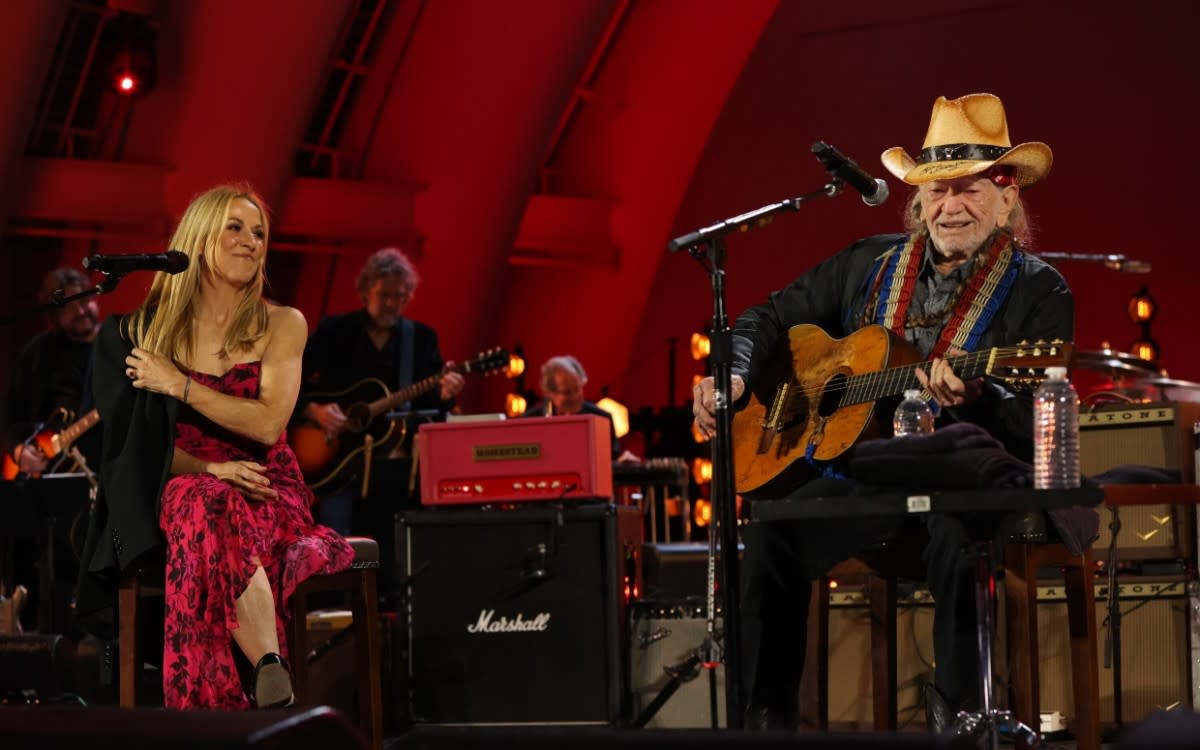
left=668, top=180, right=843, bottom=729
left=0, top=273, right=126, bottom=327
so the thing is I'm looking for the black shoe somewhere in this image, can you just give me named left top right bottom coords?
left=924, top=683, right=955, bottom=735
left=251, top=652, right=294, bottom=709
left=744, top=703, right=791, bottom=731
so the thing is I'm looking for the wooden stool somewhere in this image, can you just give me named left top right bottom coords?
left=288, top=536, right=382, bottom=750
left=812, top=561, right=898, bottom=730
left=811, top=540, right=1099, bottom=747
left=1004, top=542, right=1100, bottom=750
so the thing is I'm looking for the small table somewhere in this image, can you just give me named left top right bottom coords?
left=751, top=485, right=1104, bottom=749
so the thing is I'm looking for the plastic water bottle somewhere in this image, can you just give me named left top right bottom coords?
left=893, top=389, right=934, bottom=436
left=1033, top=366, right=1080, bottom=489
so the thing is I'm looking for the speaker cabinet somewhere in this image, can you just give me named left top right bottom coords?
left=629, top=599, right=726, bottom=728
left=398, top=503, right=641, bottom=725
left=1079, top=401, right=1200, bottom=561
left=1035, top=577, right=1194, bottom=724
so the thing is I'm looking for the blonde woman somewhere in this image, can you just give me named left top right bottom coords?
left=80, top=184, right=352, bottom=709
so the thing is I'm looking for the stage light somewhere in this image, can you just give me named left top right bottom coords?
left=692, top=456, right=712, bottom=485
left=596, top=392, right=629, bottom=438
left=691, top=421, right=710, bottom=443
left=505, top=352, right=525, bottom=378
left=1131, top=339, right=1159, bottom=362
left=106, top=13, right=158, bottom=97
left=1127, top=287, right=1160, bottom=362
left=690, top=332, right=711, bottom=360
left=693, top=498, right=711, bottom=528
left=505, top=392, right=526, bottom=417
left=1127, top=287, right=1157, bottom=324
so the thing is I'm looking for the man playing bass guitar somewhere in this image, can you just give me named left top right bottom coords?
left=691, top=94, right=1096, bottom=732
left=295, top=248, right=464, bottom=536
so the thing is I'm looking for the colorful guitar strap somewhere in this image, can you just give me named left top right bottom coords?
left=856, top=232, right=1024, bottom=357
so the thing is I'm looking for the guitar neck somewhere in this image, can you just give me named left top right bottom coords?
left=59, top=409, right=100, bottom=450
left=365, top=374, right=444, bottom=420
left=842, top=350, right=994, bottom=406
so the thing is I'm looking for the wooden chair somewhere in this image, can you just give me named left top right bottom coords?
left=288, top=536, right=383, bottom=750
left=117, top=558, right=164, bottom=708
left=1004, top=542, right=1100, bottom=750
left=119, top=537, right=383, bottom=750
left=812, top=540, right=1099, bottom=749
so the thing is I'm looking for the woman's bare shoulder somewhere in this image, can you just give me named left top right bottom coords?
left=263, top=303, right=308, bottom=355
left=266, top=302, right=307, bottom=332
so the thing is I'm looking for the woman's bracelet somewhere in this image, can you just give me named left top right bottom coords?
left=182, top=375, right=192, bottom=404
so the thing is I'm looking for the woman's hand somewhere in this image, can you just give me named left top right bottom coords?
left=126, top=347, right=188, bottom=400
left=207, top=460, right=278, bottom=502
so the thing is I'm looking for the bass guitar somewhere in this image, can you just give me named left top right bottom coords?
left=2, top=408, right=101, bottom=481
left=732, top=324, right=1072, bottom=497
left=290, top=348, right=508, bottom=491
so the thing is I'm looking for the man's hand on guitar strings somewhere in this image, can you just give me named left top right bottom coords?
left=692, top=375, right=745, bottom=438
left=307, top=401, right=347, bottom=439
left=914, top=348, right=984, bottom=408
left=439, top=364, right=465, bottom=400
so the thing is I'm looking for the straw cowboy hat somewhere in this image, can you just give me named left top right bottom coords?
left=880, top=93, right=1052, bottom=187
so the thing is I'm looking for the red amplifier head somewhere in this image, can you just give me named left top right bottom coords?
left=418, top=414, right=614, bottom=505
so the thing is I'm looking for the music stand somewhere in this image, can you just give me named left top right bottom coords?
left=0, top=474, right=92, bottom=632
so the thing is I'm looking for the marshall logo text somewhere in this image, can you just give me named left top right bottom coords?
left=467, top=609, right=552, bottom=634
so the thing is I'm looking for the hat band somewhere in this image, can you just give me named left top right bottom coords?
left=916, top=143, right=1011, bottom=164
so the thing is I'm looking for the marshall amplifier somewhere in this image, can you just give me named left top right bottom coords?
left=398, top=503, right=642, bottom=725
left=1079, top=401, right=1200, bottom=561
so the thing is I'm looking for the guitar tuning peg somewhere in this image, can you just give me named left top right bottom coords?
left=1017, top=339, right=1029, bottom=346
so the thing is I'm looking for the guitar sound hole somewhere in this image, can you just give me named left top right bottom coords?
left=345, top=403, right=372, bottom=432
left=816, top=373, right=846, bottom=418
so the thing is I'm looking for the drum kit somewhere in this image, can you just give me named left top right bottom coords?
left=1070, top=346, right=1200, bottom=402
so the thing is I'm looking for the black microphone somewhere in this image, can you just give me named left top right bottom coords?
left=83, top=249, right=189, bottom=275
left=811, top=141, right=889, bottom=206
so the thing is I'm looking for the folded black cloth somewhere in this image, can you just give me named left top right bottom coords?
left=849, top=423, right=1033, bottom=490
left=1090, top=463, right=1181, bottom=485
left=846, top=422, right=1098, bottom=555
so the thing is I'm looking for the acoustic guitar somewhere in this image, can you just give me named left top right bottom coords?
left=732, top=324, right=1072, bottom=497
left=290, top=348, right=508, bottom=491
left=2, top=408, right=101, bottom=481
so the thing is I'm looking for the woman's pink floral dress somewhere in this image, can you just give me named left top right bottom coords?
left=159, top=362, right=353, bottom=709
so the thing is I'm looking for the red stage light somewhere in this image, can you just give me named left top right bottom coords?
left=116, top=74, right=137, bottom=94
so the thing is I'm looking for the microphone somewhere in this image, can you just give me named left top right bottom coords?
left=83, top=249, right=189, bottom=275
left=1039, top=252, right=1152, bottom=274
left=1103, top=257, right=1152, bottom=274
left=811, top=141, right=889, bottom=206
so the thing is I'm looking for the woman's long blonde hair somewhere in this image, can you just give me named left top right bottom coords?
left=124, top=184, right=270, bottom=365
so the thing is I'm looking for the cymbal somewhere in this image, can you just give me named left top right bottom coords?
left=1071, top=350, right=1158, bottom=377
left=1141, top=376, right=1200, bottom=390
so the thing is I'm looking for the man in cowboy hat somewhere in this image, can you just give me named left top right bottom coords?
left=693, top=93, right=1096, bottom=731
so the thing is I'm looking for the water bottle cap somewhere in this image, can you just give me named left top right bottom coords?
left=903, top=389, right=923, bottom=399
left=1044, top=366, right=1068, bottom=380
